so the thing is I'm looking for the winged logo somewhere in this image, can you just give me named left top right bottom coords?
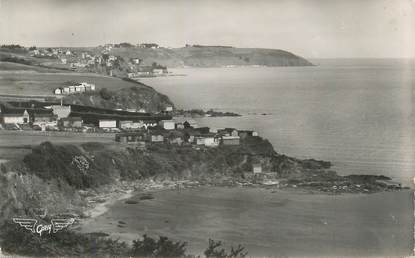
left=12, top=217, right=75, bottom=236
left=12, top=218, right=37, bottom=233
left=51, top=218, right=75, bottom=233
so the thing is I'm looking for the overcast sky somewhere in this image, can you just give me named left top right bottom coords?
left=0, top=0, right=414, bottom=58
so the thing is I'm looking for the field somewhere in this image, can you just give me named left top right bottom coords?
left=0, top=62, right=143, bottom=96
left=0, top=130, right=115, bottom=161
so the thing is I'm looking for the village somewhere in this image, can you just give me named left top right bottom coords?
left=28, top=43, right=168, bottom=78
left=0, top=97, right=259, bottom=150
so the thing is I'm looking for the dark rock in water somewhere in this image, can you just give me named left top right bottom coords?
left=139, top=193, right=155, bottom=200
left=86, top=232, right=110, bottom=238
left=118, top=221, right=126, bottom=225
left=300, top=159, right=332, bottom=169
left=345, top=174, right=392, bottom=181
left=125, top=200, right=139, bottom=204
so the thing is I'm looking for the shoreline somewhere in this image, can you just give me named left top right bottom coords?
left=77, top=178, right=411, bottom=229
left=76, top=184, right=413, bottom=257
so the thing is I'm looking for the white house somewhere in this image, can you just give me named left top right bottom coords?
left=153, top=69, right=164, bottom=75
left=151, top=134, right=164, bottom=142
left=159, top=120, right=175, bottom=130
left=253, top=164, right=262, bottom=174
left=2, top=109, right=30, bottom=124
left=99, top=120, right=117, bottom=128
left=54, top=88, right=62, bottom=95
left=204, top=137, right=219, bottom=147
left=165, top=106, right=173, bottom=112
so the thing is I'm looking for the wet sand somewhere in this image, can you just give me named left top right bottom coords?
left=80, top=187, right=413, bottom=257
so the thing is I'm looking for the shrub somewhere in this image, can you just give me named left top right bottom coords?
left=204, top=239, right=247, bottom=258
left=99, top=88, right=112, bottom=100
left=131, top=234, right=187, bottom=257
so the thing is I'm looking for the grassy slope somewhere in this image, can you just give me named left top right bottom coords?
left=97, top=46, right=313, bottom=67
left=0, top=61, right=173, bottom=111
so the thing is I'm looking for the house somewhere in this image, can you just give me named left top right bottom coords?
left=221, top=135, right=240, bottom=145
left=159, top=120, right=175, bottom=130
left=151, top=134, right=164, bottom=143
left=54, top=88, right=63, bottom=95
left=75, top=85, right=85, bottom=92
left=253, top=164, right=262, bottom=174
left=131, top=58, right=141, bottom=64
left=165, top=131, right=184, bottom=145
left=59, top=117, right=83, bottom=128
left=68, top=86, right=76, bottom=93
left=99, top=119, right=117, bottom=128
left=153, top=69, right=164, bottom=75
left=63, top=87, right=70, bottom=94
left=30, top=110, right=54, bottom=123
left=194, top=127, right=210, bottom=134
left=195, top=136, right=219, bottom=147
left=61, top=58, right=67, bottom=64
left=115, top=132, right=147, bottom=144
left=165, top=106, right=173, bottom=112
left=120, top=120, right=144, bottom=130
left=1, top=109, right=30, bottom=124
left=65, top=50, right=71, bottom=55
left=238, top=130, right=259, bottom=139
left=173, top=117, right=197, bottom=129
left=218, top=128, right=238, bottom=137
left=51, top=105, right=71, bottom=119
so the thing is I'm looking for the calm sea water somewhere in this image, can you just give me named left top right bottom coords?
left=141, top=59, right=414, bottom=186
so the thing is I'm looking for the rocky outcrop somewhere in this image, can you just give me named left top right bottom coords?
left=62, top=79, right=173, bottom=112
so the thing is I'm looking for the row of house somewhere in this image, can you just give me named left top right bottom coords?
left=54, top=82, right=96, bottom=95
left=115, top=121, right=259, bottom=147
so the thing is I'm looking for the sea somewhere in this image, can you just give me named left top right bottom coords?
left=141, top=59, right=415, bottom=187
left=83, top=59, right=414, bottom=257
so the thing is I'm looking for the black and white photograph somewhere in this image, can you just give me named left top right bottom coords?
left=0, top=0, right=414, bottom=257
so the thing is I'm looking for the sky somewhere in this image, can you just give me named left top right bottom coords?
left=0, top=0, right=414, bottom=58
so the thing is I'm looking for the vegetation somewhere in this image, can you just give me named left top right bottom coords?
left=0, top=44, right=25, bottom=49
left=204, top=239, right=247, bottom=258
left=22, top=142, right=113, bottom=189
left=99, top=87, right=113, bottom=100
left=131, top=234, right=187, bottom=257
left=0, top=221, right=245, bottom=258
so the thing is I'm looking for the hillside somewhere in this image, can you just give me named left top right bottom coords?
left=0, top=61, right=173, bottom=112
left=101, top=46, right=313, bottom=67
left=62, top=80, right=173, bottom=112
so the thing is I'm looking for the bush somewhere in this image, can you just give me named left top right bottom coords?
left=23, top=142, right=112, bottom=189
left=204, top=239, right=247, bottom=258
left=131, top=234, right=187, bottom=257
left=99, top=88, right=112, bottom=100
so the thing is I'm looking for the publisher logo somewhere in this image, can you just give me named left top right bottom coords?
left=12, top=218, right=75, bottom=236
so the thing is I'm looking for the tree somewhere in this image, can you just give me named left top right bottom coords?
left=130, top=235, right=187, bottom=257
left=204, top=239, right=247, bottom=258
left=99, top=88, right=112, bottom=100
